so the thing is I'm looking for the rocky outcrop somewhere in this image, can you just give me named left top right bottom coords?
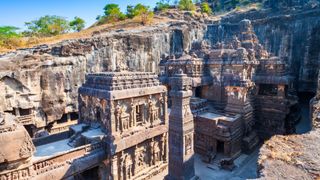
left=207, top=7, right=320, bottom=93
left=258, top=130, right=320, bottom=180
left=258, top=62, right=320, bottom=180
left=1, top=5, right=320, bottom=135
left=0, top=20, right=205, bottom=134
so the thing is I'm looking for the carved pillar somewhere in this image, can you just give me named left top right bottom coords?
left=161, top=133, right=168, bottom=162
left=163, top=92, right=168, bottom=124
left=167, top=70, right=196, bottom=180
left=111, top=155, right=118, bottom=180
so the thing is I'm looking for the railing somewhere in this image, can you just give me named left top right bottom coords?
left=0, top=142, right=106, bottom=180
left=49, top=120, right=78, bottom=134
left=17, top=115, right=34, bottom=125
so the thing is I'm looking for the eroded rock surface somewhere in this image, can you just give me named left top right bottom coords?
left=0, top=19, right=205, bottom=135
left=258, top=130, right=320, bottom=180
left=0, top=5, right=320, bottom=138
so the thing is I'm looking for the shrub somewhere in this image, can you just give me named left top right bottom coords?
left=126, top=4, right=154, bottom=25
left=178, top=0, right=196, bottom=11
left=0, top=26, right=22, bottom=49
left=126, top=5, right=136, bottom=19
left=103, top=4, right=126, bottom=23
left=201, top=2, right=212, bottom=14
left=134, top=4, right=154, bottom=25
left=155, top=0, right=171, bottom=12
left=24, top=15, right=70, bottom=37
left=69, top=17, right=85, bottom=32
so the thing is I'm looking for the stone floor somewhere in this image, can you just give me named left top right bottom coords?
left=34, top=139, right=73, bottom=159
left=152, top=147, right=260, bottom=180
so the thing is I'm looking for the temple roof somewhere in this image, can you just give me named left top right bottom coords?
left=83, top=71, right=160, bottom=91
left=79, top=71, right=166, bottom=100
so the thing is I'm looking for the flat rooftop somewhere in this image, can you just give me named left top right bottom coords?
left=198, top=112, right=237, bottom=122
left=34, top=139, right=73, bottom=159
left=33, top=126, right=106, bottom=160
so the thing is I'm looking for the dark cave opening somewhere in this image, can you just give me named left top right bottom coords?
left=295, top=92, right=315, bottom=134
left=75, top=166, right=99, bottom=180
left=24, top=124, right=36, bottom=138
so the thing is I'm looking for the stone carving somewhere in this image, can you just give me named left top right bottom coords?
left=167, top=71, right=195, bottom=179
left=78, top=71, right=168, bottom=179
left=148, top=98, right=158, bottom=126
left=115, top=102, right=123, bottom=132
left=19, top=134, right=34, bottom=158
left=185, top=134, right=193, bottom=155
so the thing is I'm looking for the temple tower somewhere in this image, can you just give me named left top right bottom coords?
left=167, top=69, right=195, bottom=180
left=79, top=71, right=168, bottom=180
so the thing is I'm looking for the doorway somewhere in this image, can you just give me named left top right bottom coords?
left=217, top=140, right=224, bottom=154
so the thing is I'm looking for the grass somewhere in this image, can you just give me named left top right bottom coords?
left=0, top=3, right=262, bottom=54
left=0, top=16, right=170, bottom=54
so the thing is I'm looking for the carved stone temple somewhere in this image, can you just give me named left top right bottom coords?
left=160, top=19, right=298, bottom=159
left=167, top=69, right=195, bottom=180
left=0, top=17, right=310, bottom=180
left=0, top=71, right=170, bottom=180
left=78, top=72, right=169, bottom=180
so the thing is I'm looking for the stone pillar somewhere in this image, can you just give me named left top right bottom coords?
left=111, top=155, right=119, bottom=180
left=167, top=69, right=196, bottom=180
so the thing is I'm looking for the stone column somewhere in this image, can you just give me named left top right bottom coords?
left=167, top=69, right=196, bottom=180
left=111, top=155, right=119, bottom=180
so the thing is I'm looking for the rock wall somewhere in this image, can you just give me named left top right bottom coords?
left=205, top=8, right=320, bottom=93
left=258, top=130, right=320, bottom=180
left=0, top=22, right=205, bottom=132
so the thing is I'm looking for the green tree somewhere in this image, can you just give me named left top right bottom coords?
left=125, top=4, right=154, bottom=25
left=201, top=2, right=212, bottom=14
left=178, top=0, right=196, bottom=11
left=69, top=16, right=85, bottom=32
left=133, top=4, right=154, bottom=25
left=25, top=15, right=70, bottom=37
left=155, top=0, right=171, bottom=12
left=103, top=4, right=126, bottom=23
left=126, top=5, right=136, bottom=18
left=0, top=26, right=21, bottom=48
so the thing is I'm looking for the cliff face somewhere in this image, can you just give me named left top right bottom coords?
left=206, top=8, right=320, bottom=92
left=0, top=21, right=205, bottom=133
left=1, top=6, right=320, bottom=134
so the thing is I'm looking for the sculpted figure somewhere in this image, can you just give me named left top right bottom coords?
left=130, top=100, right=136, bottom=127
left=159, top=94, right=164, bottom=117
left=148, top=98, right=157, bottom=126
left=185, top=134, right=192, bottom=155
left=161, top=134, right=167, bottom=161
left=115, top=102, right=123, bottom=132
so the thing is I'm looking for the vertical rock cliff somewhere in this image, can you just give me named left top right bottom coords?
left=0, top=21, right=206, bottom=134
left=205, top=8, right=320, bottom=93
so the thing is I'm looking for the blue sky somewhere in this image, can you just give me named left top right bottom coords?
left=0, top=0, right=159, bottom=29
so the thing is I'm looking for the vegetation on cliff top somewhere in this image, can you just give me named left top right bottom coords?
left=0, top=0, right=261, bottom=53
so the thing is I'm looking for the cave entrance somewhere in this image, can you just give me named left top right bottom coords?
left=70, top=112, right=79, bottom=121
left=57, top=114, right=68, bottom=124
left=75, top=166, right=99, bottom=180
left=24, top=124, right=36, bottom=138
left=295, top=92, right=315, bottom=134
left=217, top=140, right=224, bottom=154
left=195, top=86, right=202, bottom=98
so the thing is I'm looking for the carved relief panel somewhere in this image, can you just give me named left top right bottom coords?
left=184, top=133, right=193, bottom=156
